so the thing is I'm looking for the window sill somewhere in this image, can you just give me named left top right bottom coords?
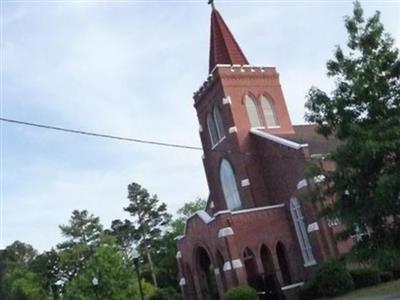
left=267, top=125, right=281, bottom=129
left=211, top=135, right=226, bottom=150
left=304, top=260, right=317, bottom=267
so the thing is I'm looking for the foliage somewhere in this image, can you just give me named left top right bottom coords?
left=171, top=197, right=206, bottom=234
left=151, top=198, right=206, bottom=290
left=106, top=219, right=136, bottom=253
left=1, top=193, right=205, bottom=299
left=64, top=236, right=137, bottom=300
left=304, top=1, right=400, bottom=258
left=28, top=250, right=60, bottom=299
left=149, top=230, right=179, bottom=290
left=313, top=260, right=354, bottom=298
left=298, top=280, right=319, bottom=300
left=372, top=247, right=400, bottom=272
left=136, top=279, right=157, bottom=299
left=222, top=285, right=258, bottom=300
left=118, top=182, right=172, bottom=287
left=350, top=267, right=381, bottom=288
left=2, top=268, right=48, bottom=300
left=57, top=210, right=103, bottom=281
left=380, top=271, right=394, bottom=283
left=0, top=241, right=39, bottom=299
left=147, top=287, right=181, bottom=300
left=2, top=241, right=38, bottom=267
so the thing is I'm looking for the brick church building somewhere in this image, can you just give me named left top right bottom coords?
left=176, top=5, right=352, bottom=300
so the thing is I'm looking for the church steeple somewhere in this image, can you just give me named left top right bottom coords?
left=209, top=7, right=249, bottom=72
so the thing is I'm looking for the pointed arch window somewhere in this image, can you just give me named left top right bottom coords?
left=213, top=106, right=225, bottom=140
left=207, top=113, right=218, bottom=146
left=261, top=96, right=279, bottom=127
left=244, top=95, right=263, bottom=128
left=220, top=159, right=241, bottom=210
left=290, top=197, right=316, bottom=266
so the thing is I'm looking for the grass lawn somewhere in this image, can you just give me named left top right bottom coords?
left=333, top=279, right=400, bottom=299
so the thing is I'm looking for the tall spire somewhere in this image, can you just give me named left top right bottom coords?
left=208, top=6, right=249, bottom=73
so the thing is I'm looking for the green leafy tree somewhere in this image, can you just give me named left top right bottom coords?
left=305, top=1, right=400, bottom=258
left=105, top=219, right=136, bottom=254
left=0, top=241, right=38, bottom=299
left=122, top=182, right=172, bottom=288
left=2, top=268, right=48, bottom=300
left=172, top=197, right=206, bottom=234
left=1, top=241, right=37, bottom=268
left=151, top=198, right=206, bottom=290
left=57, top=210, right=103, bottom=281
left=29, top=250, right=61, bottom=299
left=64, top=236, right=137, bottom=300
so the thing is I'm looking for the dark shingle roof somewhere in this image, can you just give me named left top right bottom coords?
left=278, top=124, right=340, bottom=155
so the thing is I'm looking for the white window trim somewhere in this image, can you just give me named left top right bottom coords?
left=211, top=135, right=226, bottom=150
left=213, top=106, right=225, bottom=141
left=290, top=197, right=317, bottom=267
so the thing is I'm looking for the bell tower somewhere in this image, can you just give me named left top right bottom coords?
left=195, top=4, right=294, bottom=213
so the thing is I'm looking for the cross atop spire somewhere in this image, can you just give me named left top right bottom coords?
left=208, top=7, right=249, bottom=73
left=208, top=0, right=215, bottom=10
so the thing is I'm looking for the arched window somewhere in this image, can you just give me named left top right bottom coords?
left=261, top=96, right=279, bottom=127
left=220, top=159, right=241, bottom=210
left=207, top=113, right=218, bottom=146
left=213, top=106, right=225, bottom=140
left=245, top=95, right=263, bottom=128
left=290, top=197, right=316, bottom=266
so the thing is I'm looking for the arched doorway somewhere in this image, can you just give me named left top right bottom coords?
left=276, top=242, right=291, bottom=285
left=197, top=247, right=218, bottom=300
left=216, top=251, right=227, bottom=291
left=260, top=245, right=282, bottom=300
left=243, top=247, right=262, bottom=291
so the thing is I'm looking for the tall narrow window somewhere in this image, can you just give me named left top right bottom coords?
left=261, top=96, right=279, bottom=127
left=290, top=197, right=316, bottom=266
left=245, top=95, right=262, bottom=128
left=220, top=159, right=241, bottom=210
left=207, top=113, right=218, bottom=146
left=213, top=106, right=225, bottom=140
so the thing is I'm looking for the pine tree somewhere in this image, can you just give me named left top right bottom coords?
left=57, top=210, right=103, bottom=281
left=305, top=1, right=400, bottom=259
left=123, top=182, right=171, bottom=288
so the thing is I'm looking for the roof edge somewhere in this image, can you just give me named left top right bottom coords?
left=250, top=128, right=308, bottom=150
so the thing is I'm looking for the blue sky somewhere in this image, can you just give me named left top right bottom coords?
left=2, top=0, right=399, bottom=251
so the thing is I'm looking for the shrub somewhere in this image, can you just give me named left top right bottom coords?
left=373, top=248, right=400, bottom=272
left=223, top=285, right=258, bottom=300
left=350, top=268, right=381, bottom=288
left=148, top=287, right=181, bottom=300
left=392, top=266, right=400, bottom=279
left=380, top=271, right=394, bottom=283
left=298, top=281, right=319, bottom=300
left=314, top=260, right=354, bottom=297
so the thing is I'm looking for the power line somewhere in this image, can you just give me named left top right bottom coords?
left=0, top=117, right=203, bottom=151
left=0, top=117, right=321, bottom=161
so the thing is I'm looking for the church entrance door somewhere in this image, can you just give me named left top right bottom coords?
left=260, top=245, right=283, bottom=300
left=197, top=247, right=219, bottom=300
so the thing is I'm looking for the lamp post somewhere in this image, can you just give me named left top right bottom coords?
left=130, top=248, right=145, bottom=300
left=92, top=276, right=99, bottom=300
left=54, top=279, right=64, bottom=300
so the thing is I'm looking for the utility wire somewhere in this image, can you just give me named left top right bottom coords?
left=0, top=117, right=320, bottom=161
left=0, top=117, right=203, bottom=151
